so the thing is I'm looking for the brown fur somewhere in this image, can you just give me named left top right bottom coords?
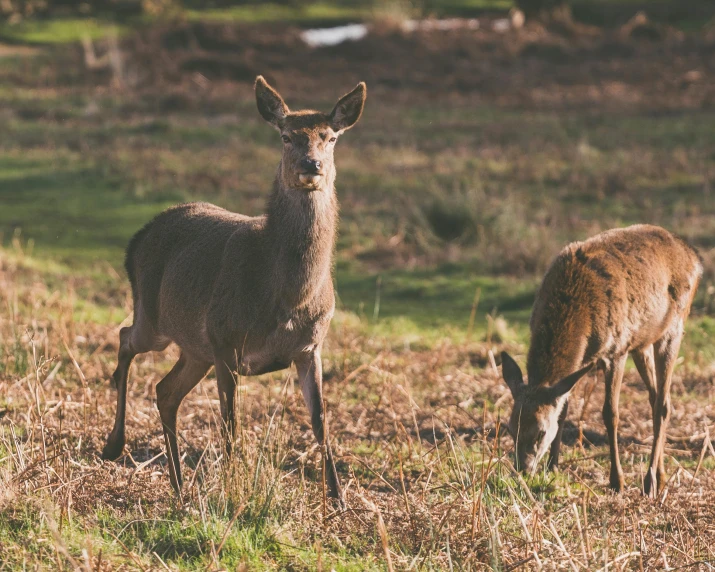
left=102, top=77, right=366, bottom=506
left=502, top=224, right=702, bottom=496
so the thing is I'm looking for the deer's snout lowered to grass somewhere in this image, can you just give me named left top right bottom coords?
left=101, top=76, right=367, bottom=507
left=500, top=225, right=702, bottom=497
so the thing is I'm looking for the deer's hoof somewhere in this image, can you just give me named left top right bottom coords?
left=609, top=471, right=624, bottom=493
left=333, top=494, right=347, bottom=512
left=101, top=433, right=125, bottom=461
left=328, top=484, right=346, bottom=511
left=609, top=479, right=624, bottom=493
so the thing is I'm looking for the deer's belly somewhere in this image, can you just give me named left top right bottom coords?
left=237, top=352, right=292, bottom=376
left=596, top=303, right=675, bottom=359
left=237, top=316, right=327, bottom=374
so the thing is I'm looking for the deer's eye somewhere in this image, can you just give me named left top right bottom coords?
left=282, top=135, right=291, bottom=143
left=329, top=137, right=337, bottom=143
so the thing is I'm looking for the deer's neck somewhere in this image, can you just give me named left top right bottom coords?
left=527, top=318, right=589, bottom=388
left=264, top=174, right=337, bottom=311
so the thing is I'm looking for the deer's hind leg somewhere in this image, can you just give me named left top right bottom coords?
left=644, top=320, right=684, bottom=498
left=632, top=344, right=663, bottom=485
left=156, top=353, right=211, bottom=501
left=102, top=310, right=170, bottom=460
left=632, top=345, right=657, bottom=415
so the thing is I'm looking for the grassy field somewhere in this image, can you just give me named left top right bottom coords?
left=1, top=4, right=715, bottom=569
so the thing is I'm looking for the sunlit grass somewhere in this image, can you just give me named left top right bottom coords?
left=0, top=18, right=129, bottom=44
left=185, top=2, right=371, bottom=24
left=1, top=216, right=714, bottom=569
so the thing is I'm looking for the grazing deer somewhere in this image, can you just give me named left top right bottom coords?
left=500, top=225, right=702, bottom=497
left=101, top=76, right=367, bottom=506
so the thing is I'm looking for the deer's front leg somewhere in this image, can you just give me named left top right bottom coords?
left=295, top=350, right=344, bottom=508
left=214, top=357, right=238, bottom=458
left=603, top=355, right=627, bottom=492
left=547, top=398, right=569, bottom=472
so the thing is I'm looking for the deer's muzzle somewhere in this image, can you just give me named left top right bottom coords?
left=298, top=173, right=322, bottom=187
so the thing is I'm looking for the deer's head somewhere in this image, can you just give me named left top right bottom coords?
left=255, top=76, right=366, bottom=192
left=500, top=351, right=593, bottom=475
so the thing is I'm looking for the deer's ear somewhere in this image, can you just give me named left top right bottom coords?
left=255, top=76, right=289, bottom=129
left=546, top=362, right=594, bottom=400
left=501, top=351, right=525, bottom=396
left=330, top=82, right=366, bottom=133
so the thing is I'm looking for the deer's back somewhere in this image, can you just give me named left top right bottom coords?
left=528, top=225, right=702, bottom=385
left=126, top=202, right=263, bottom=338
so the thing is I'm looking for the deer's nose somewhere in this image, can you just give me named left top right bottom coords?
left=300, top=159, right=322, bottom=174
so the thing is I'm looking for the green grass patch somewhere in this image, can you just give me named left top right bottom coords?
left=185, top=2, right=371, bottom=24
left=336, top=261, right=535, bottom=342
left=0, top=152, right=178, bottom=266
left=0, top=18, right=129, bottom=45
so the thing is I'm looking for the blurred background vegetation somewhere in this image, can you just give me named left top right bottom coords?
left=1, top=0, right=714, bottom=28
left=0, top=0, right=713, bottom=345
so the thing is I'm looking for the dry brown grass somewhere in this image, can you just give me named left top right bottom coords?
left=1, top=244, right=715, bottom=570
left=1, top=13, right=715, bottom=569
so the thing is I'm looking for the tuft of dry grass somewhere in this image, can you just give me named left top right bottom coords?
left=2, top=246, right=715, bottom=569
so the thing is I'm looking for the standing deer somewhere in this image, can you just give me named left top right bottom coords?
left=101, top=76, right=367, bottom=506
left=500, top=225, right=702, bottom=497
